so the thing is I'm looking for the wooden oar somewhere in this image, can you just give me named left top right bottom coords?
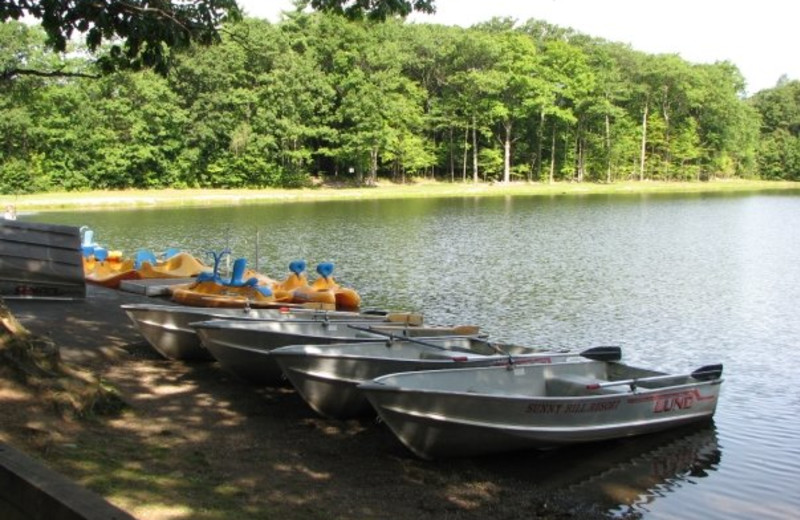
left=383, top=312, right=424, bottom=326
left=574, top=345, right=622, bottom=362
left=366, top=323, right=481, bottom=337
left=347, top=324, right=479, bottom=351
left=347, top=325, right=622, bottom=363
left=456, top=335, right=621, bottom=362
left=587, top=363, right=724, bottom=390
left=688, top=363, right=724, bottom=381
left=278, top=308, right=423, bottom=326
left=359, top=309, right=425, bottom=326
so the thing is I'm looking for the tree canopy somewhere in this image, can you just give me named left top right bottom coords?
left=0, top=0, right=243, bottom=77
left=0, top=0, right=436, bottom=79
left=308, top=0, right=435, bottom=20
left=2, top=10, right=797, bottom=194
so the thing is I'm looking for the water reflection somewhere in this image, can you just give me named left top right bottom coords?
left=584, top=423, right=720, bottom=517
left=465, top=421, right=720, bottom=517
left=20, top=192, right=800, bottom=519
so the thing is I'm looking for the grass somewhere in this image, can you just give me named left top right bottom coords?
left=50, top=430, right=256, bottom=520
left=5, top=178, right=800, bottom=212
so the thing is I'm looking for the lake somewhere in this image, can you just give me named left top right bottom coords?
left=23, top=191, right=800, bottom=519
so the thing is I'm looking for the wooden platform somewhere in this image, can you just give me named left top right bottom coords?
left=0, top=220, right=85, bottom=299
left=119, top=277, right=196, bottom=296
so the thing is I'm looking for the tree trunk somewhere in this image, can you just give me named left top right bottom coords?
left=662, top=88, right=671, bottom=178
left=535, top=111, right=544, bottom=182
left=503, top=120, right=512, bottom=184
left=430, top=133, right=437, bottom=180
left=605, top=112, right=612, bottom=183
left=369, top=148, right=378, bottom=186
left=462, top=126, right=468, bottom=182
left=549, top=123, right=556, bottom=184
left=449, top=127, right=454, bottom=182
left=576, top=130, right=584, bottom=183
left=639, top=100, right=649, bottom=181
left=472, top=116, right=479, bottom=183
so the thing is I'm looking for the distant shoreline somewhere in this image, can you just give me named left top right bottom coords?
left=5, top=179, right=800, bottom=212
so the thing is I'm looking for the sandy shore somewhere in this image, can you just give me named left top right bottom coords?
left=7, top=179, right=800, bottom=213
left=4, top=286, right=620, bottom=520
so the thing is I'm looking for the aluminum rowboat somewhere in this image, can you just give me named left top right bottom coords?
left=272, top=340, right=621, bottom=419
left=359, top=360, right=723, bottom=459
left=193, top=319, right=480, bottom=385
left=121, top=303, right=421, bottom=361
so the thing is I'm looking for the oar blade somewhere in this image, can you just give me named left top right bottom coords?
left=384, top=312, right=424, bottom=326
left=579, top=345, right=622, bottom=362
left=691, top=363, right=724, bottom=381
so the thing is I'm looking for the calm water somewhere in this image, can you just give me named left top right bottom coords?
left=22, top=191, right=800, bottom=519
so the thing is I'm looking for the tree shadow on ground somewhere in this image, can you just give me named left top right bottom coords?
left=3, top=287, right=721, bottom=520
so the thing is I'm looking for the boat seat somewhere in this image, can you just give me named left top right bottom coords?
left=418, top=350, right=485, bottom=361
left=634, top=376, right=688, bottom=390
left=225, top=258, right=259, bottom=287
left=254, top=285, right=273, bottom=297
left=195, top=271, right=219, bottom=282
left=81, top=228, right=95, bottom=247
left=134, top=249, right=158, bottom=269
left=316, top=261, right=335, bottom=279
left=547, top=373, right=628, bottom=397
left=289, top=259, right=307, bottom=275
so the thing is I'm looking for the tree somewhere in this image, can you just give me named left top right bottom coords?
left=441, top=28, right=503, bottom=183
left=1, top=0, right=243, bottom=78
left=314, top=17, right=429, bottom=184
left=483, top=29, right=543, bottom=184
left=398, top=22, right=460, bottom=180
left=573, top=39, right=633, bottom=182
left=1, top=8, right=771, bottom=190
left=750, top=79, right=800, bottom=179
left=0, top=0, right=437, bottom=80
left=692, top=62, right=758, bottom=178
left=533, top=39, right=585, bottom=183
left=308, top=0, right=435, bottom=20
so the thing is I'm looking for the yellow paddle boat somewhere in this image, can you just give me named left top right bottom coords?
left=83, top=248, right=138, bottom=288
left=170, top=255, right=292, bottom=308
left=84, top=245, right=211, bottom=289
left=308, top=261, right=362, bottom=310
left=272, top=260, right=361, bottom=310
left=135, top=251, right=211, bottom=279
left=169, top=257, right=360, bottom=311
left=272, top=260, right=337, bottom=308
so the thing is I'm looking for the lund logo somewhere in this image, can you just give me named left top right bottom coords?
left=650, top=389, right=715, bottom=413
left=653, top=394, right=694, bottom=413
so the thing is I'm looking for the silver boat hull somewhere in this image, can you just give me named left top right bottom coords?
left=272, top=339, right=597, bottom=419
left=193, top=319, right=471, bottom=385
left=360, top=360, right=722, bottom=459
left=201, top=342, right=285, bottom=385
left=121, top=303, right=405, bottom=361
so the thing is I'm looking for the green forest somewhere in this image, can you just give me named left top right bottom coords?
left=2, top=11, right=800, bottom=194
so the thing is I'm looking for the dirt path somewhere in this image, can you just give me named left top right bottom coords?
left=2, top=287, right=609, bottom=520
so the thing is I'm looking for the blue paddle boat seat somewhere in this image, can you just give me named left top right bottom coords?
left=134, top=249, right=158, bottom=269
left=224, top=257, right=260, bottom=288
left=163, top=247, right=181, bottom=260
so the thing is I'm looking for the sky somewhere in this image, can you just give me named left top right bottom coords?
left=236, top=0, right=799, bottom=95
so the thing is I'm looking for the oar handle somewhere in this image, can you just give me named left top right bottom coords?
left=347, top=324, right=455, bottom=351
left=587, top=363, right=723, bottom=390
left=587, top=373, right=677, bottom=390
left=384, top=312, right=424, bottom=326
left=464, top=336, right=521, bottom=357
